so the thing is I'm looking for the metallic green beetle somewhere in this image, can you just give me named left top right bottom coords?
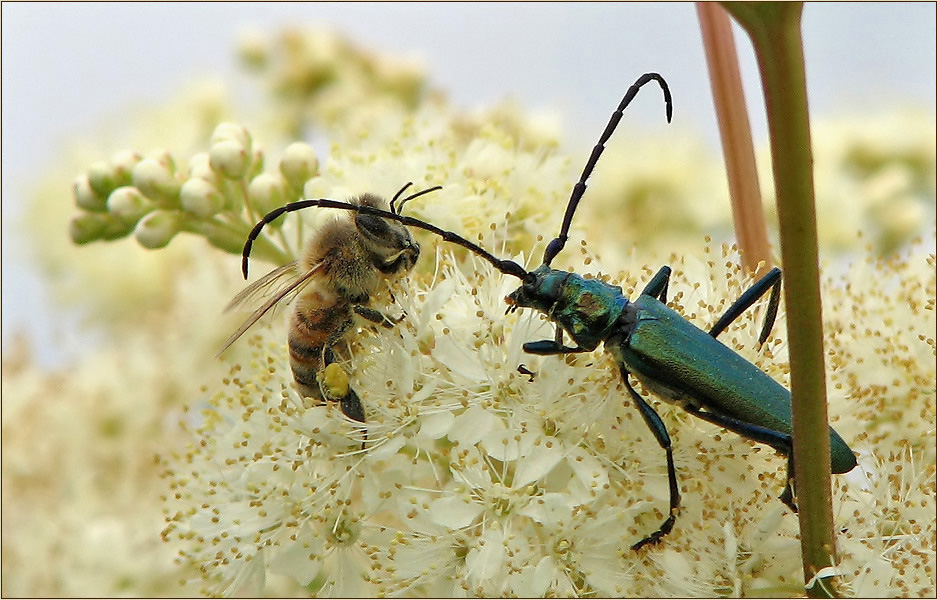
left=241, top=73, right=857, bottom=550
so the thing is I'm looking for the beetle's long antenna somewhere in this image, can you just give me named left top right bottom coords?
left=242, top=197, right=529, bottom=281
left=542, top=72, right=673, bottom=267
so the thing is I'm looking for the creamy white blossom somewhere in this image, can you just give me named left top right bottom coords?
left=163, top=231, right=936, bottom=596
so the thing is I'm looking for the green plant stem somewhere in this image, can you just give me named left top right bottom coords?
left=696, top=2, right=773, bottom=274
left=720, top=3, right=839, bottom=597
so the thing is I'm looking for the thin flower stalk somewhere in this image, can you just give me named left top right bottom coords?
left=722, top=3, right=840, bottom=594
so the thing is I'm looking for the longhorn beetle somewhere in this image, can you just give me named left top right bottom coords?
left=240, top=72, right=858, bottom=550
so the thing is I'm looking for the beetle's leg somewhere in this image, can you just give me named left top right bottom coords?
left=778, top=453, right=797, bottom=512
left=641, top=266, right=672, bottom=301
left=708, top=267, right=782, bottom=346
left=518, top=320, right=586, bottom=354
left=619, top=365, right=681, bottom=551
left=688, top=406, right=797, bottom=512
left=522, top=340, right=590, bottom=355
left=517, top=364, right=537, bottom=381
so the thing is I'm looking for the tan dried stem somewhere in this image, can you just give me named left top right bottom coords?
left=697, top=2, right=774, bottom=275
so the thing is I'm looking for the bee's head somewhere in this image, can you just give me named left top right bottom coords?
left=354, top=193, right=420, bottom=275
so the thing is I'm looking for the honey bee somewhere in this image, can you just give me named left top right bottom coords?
left=219, top=184, right=440, bottom=424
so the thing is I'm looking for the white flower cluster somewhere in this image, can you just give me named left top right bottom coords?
left=164, top=243, right=819, bottom=596
left=164, top=229, right=938, bottom=597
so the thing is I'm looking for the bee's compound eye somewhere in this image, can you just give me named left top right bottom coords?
left=356, top=213, right=394, bottom=239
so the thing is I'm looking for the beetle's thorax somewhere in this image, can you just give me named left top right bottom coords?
left=507, top=264, right=629, bottom=352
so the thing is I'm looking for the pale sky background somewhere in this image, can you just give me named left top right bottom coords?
left=2, top=2, right=936, bottom=366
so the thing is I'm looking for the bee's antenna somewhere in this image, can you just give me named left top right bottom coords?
left=242, top=196, right=529, bottom=281
left=542, top=72, right=673, bottom=267
left=394, top=185, right=443, bottom=215
left=389, top=182, right=414, bottom=214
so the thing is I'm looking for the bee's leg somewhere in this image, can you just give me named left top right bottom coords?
left=319, top=349, right=364, bottom=421
left=386, top=291, right=409, bottom=319
left=318, top=348, right=367, bottom=448
left=354, top=304, right=403, bottom=328
left=339, top=389, right=365, bottom=424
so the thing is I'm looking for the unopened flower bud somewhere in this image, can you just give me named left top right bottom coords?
left=187, top=152, right=220, bottom=185
left=133, top=159, right=182, bottom=205
left=74, top=174, right=108, bottom=212
left=180, top=178, right=225, bottom=218
left=69, top=213, right=110, bottom=244
left=107, top=186, right=151, bottom=225
left=279, top=142, right=319, bottom=190
left=99, top=218, right=134, bottom=240
left=110, top=149, right=142, bottom=187
left=69, top=211, right=131, bottom=244
left=210, top=140, right=251, bottom=180
left=247, top=173, right=287, bottom=218
left=148, top=149, right=177, bottom=174
left=247, top=146, right=265, bottom=180
left=87, top=160, right=119, bottom=198
left=135, top=209, right=182, bottom=249
left=210, top=122, right=252, bottom=150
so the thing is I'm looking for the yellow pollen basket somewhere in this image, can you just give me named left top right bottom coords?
left=317, top=363, right=351, bottom=400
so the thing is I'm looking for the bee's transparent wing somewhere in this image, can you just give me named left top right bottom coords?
left=223, top=261, right=300, bottom=313
left=216, top=261, right=323, bottom=357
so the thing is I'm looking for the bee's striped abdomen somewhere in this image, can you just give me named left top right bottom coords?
left=288, top=298, right=353, bottom=399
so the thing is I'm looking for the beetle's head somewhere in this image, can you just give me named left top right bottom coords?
left=505, top=264, right=569, bottom=314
